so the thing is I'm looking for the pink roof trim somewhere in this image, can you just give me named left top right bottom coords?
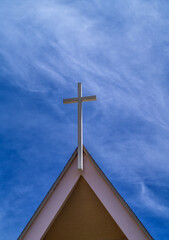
left=18, top=147, right=153, bottom=240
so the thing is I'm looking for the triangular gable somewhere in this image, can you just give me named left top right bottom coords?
left=43, top=176, right=127, bottom=240
left=18, top=147, right=153, bottom=240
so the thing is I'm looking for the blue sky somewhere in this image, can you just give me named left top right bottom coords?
left=0, top=0, right=169, bottom=239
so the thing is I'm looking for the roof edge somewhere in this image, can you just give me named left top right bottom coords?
left=17, top=147, right=78, bottom=240
left=83, top=146, right=153, bottom=240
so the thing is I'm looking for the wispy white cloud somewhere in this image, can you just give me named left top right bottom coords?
left=140, top=182, right=169, bottom=217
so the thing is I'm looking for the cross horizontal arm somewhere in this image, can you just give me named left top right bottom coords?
left=82, top=95, right=97, bottom=102
left=63, top=98, right=78, bottom=104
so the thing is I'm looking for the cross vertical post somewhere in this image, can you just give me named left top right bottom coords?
left=78, top=83, right=83, bottom=170
left=63, top=83, right=96, bottom=171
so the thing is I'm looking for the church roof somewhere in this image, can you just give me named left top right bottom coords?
left=18, top=146, right=153, bottom=240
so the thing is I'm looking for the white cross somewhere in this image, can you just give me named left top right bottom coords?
left=63, top=83, right=96, bottom=170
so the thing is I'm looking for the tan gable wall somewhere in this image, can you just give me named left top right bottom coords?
left=43, top=176, right=127, bottom=240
